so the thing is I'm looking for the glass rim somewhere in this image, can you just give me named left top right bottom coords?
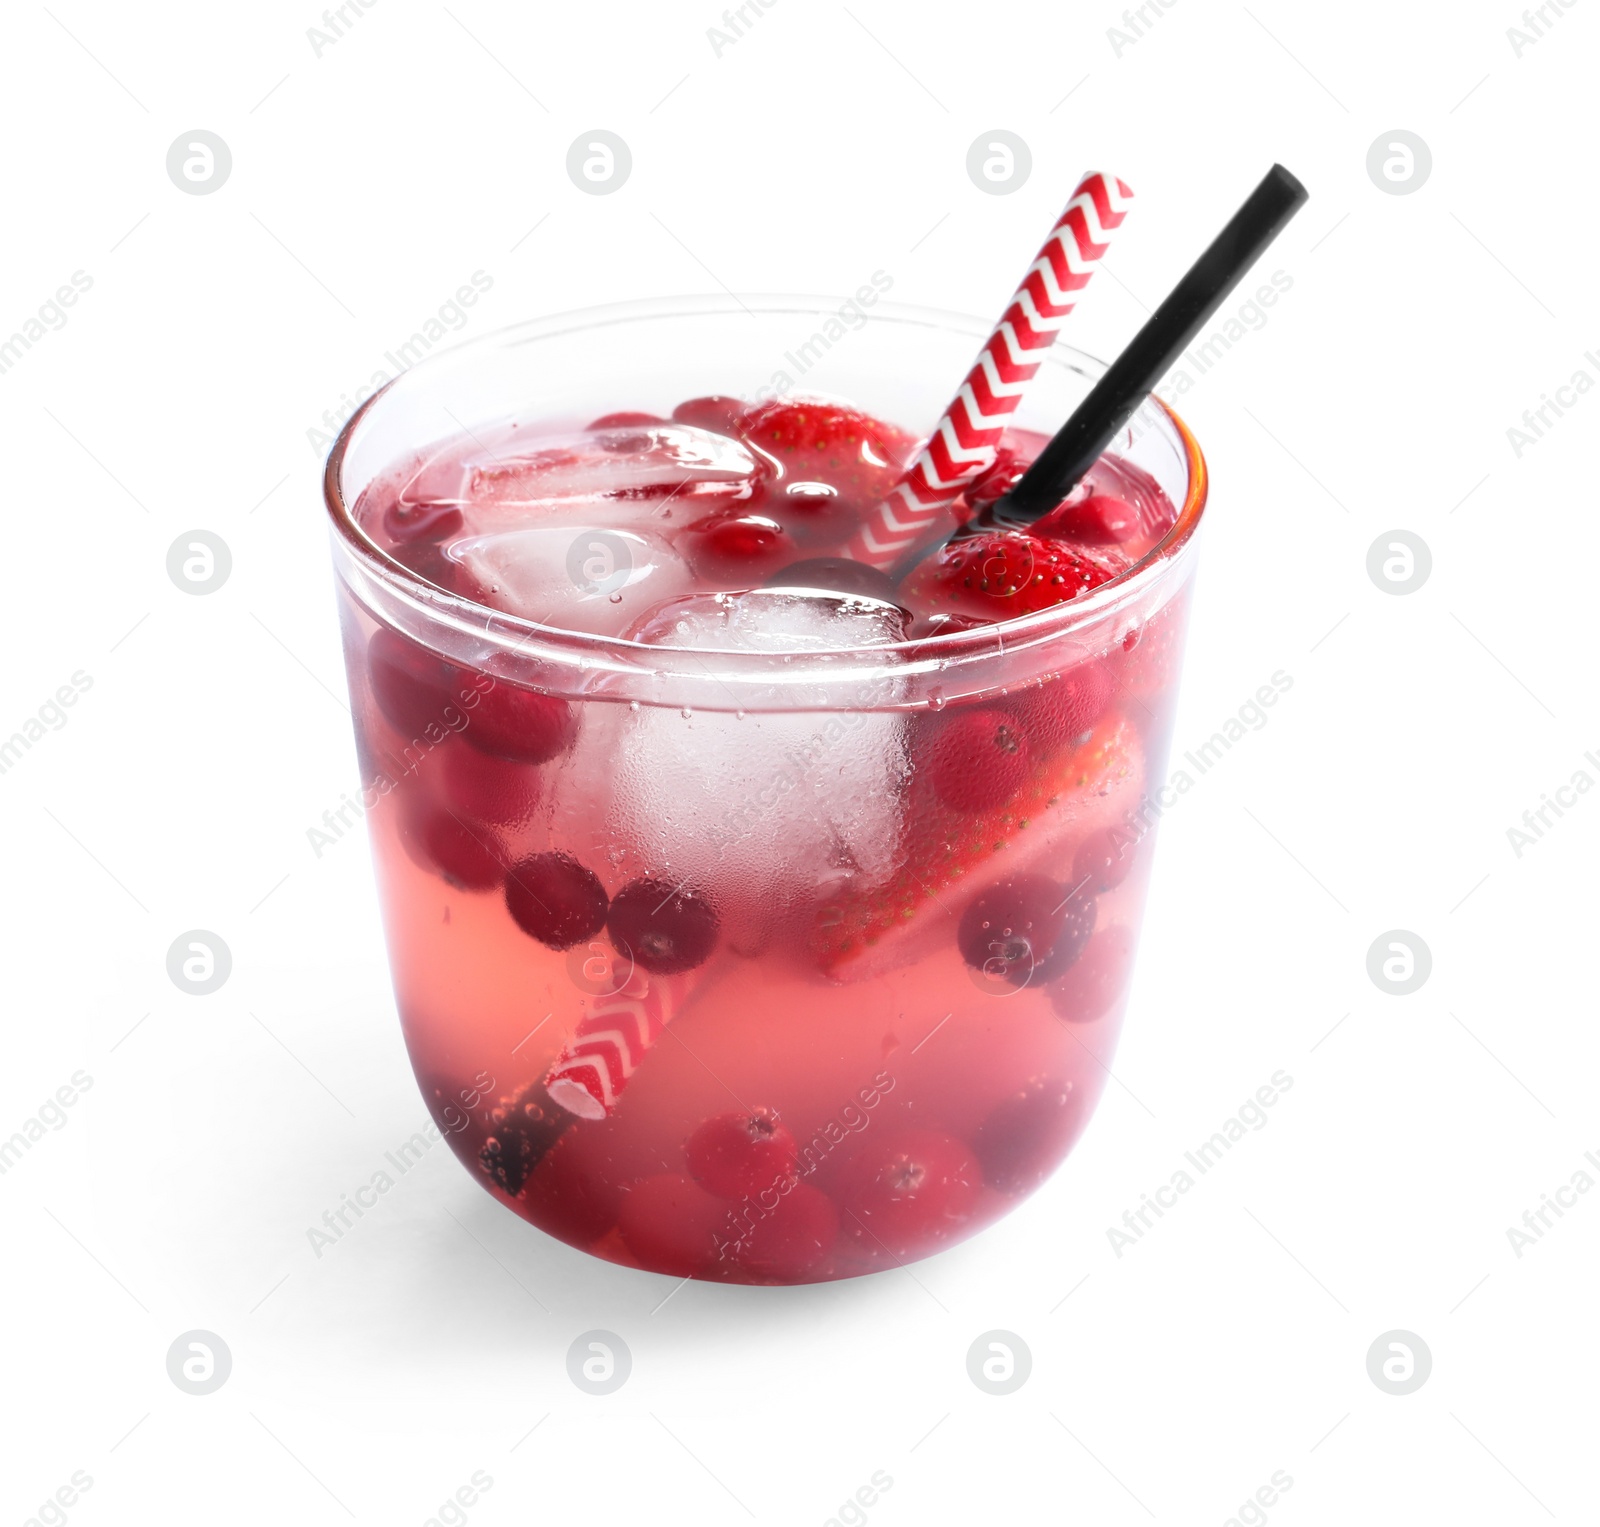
left=322, top=293, right=1209, bottom=674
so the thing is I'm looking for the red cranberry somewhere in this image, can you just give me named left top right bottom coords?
left=1072, top=824, right=1139, bottom=894
left=925, top=708, right=1031, bottom=813
left=504, top=852, right=609, bottom=950
left=437, top=743, right=541, bottom=826
left=596, top=432, right=664, bottom=459
left=686, top=1108, right=797, bottom=1200
left=466, top=680, right=576, bottom=765
left=957, top=874, right=1096, bottom=988
left=973, top=1076, right=1086, bottom=1195
left=381, top=500, right=464, bottom=547
left=1050, top=924, right=1136, bottom=1024
left=400, top=797, right=508, bottom=891
left=607, top=878, right=719, bottom=974
left=367, top=629, right=463, bottom=737
left=616, top=1173, right=726, bottom=1277
left=388, top=538, right=461, bottom=594
left=1043, top=493, right=1141, bottom=546
left=767, top=481, right=857, bottom=545
left=839, top=1130, right=980, bottom=1257
left=685, top=511, right=792, bottom=582
left=671, top=395, right=750, bottom=435
left=1031, top=896, right=1098, bottom=983
left=521, top=1134, right=623, bottom=1249
left=587, top=411, right=666, bottom=429
left=728, top=1182, right=839, bottom=1281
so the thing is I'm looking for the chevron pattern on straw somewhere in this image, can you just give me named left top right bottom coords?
left=544, top=975, right=680, bottom=1120
left=845, top=172, right=1133, bottom=570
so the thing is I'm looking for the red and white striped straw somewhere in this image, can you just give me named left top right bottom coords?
left=544, top=972, right=686, bottom=1120
left=845, top=171, right=1134, bottom=571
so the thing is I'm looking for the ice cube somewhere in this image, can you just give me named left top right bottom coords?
left=393, top=436, right=473, bottom=510
left=387, top=422, right=764, bottom=553
left=628, top=587, right=908, bottom=653
left=600, top=589, right=910, bottom=953
left=450, top=524, right=695, bottom=638
left=459, top=422, right=761, bottom=525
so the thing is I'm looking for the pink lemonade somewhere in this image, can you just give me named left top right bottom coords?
left=329, top=335, right=1204, bottom=1284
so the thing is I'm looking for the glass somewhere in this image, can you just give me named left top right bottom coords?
left=324, top=295, right=1207, bottom=1284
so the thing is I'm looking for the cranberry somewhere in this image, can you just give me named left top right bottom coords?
left=607, top=878, right=720, bottom=974
left=685, top=511, right=792, bottom=582
left=437, top=742, right=541, bottom=826
left=521, top=1134, right=623, bottom=1249
left=1050, top=924, right=1136, bottom=1024
left=367, top=628, right=463, bottom=737
left=1031, top=896, right=1098, bottom=983
left=973, top=1076, right=1086, bottom=1195
left=728, top=1182, right=839, bottom=1281
left=388, top=538, right=461, bottom=594
left=381, top=500, right=464, bottom=547
left=686, top=1108, right=798, bottom=1200
left=924, top=708, right=1031, bottom=812
left=839, top=1130, right=980, bottom=1258
left=671, top=395, right=750, bottom=435
left=767, top=480, right=858, bottom=545
left=587, top=411, right=666, bottom=429
left=616, top=1173, right=726, bottom=1277
left=1043, top=493, right=1141, bottom=546
left=466, top=680, right=576, bottom=765
left=596, top=432, right=664, bottom=459
left=505, top=852, right=609, bottom=950
left=957, top=874, right=1095, bottom=989
left=765, top=557, right=902, bottom=603
left=400, top=798, right=508, bottom=891
left=1072, top=824, right=1139, bottom=894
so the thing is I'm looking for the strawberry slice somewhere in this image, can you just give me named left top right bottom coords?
left=812, top=710, right=1143, bottom=980
left=903, top=529, right=1126, bottom=622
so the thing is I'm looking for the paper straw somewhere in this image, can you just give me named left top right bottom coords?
left=994, top=164, right=1307, bottom=522
left=843, top=171, right=1133, bottom=570
left=544, top=971, right=687, bottom=1120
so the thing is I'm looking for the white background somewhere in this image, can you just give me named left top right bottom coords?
left=2, top=1, right=1596, bottom=1522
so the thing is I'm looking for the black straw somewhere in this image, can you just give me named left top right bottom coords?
left=990, top=163, right=1308, bottom=525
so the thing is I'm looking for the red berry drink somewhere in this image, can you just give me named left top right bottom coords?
left=325, top=299, right=1206, bottom=1284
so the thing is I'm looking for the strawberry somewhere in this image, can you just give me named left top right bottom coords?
left=739, top=399, right=915, bottom=521
left=922, top=707, right=1031, bottom=813
left=903, top=529, right=1126, bottom=622
left=1001, top=659, right=1114, bottom=758
left=812, top=711, right=1142, bottom=978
